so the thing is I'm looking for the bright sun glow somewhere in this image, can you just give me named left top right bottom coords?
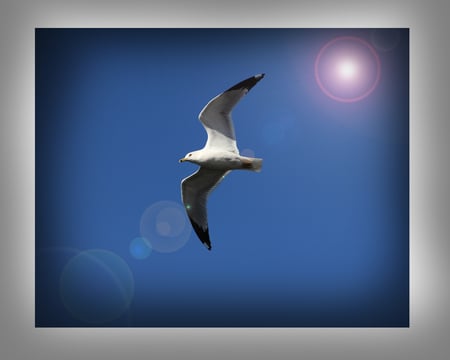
left=314, top=36, right=381, bottom=103
left=338, top=60, right=357, bottom=79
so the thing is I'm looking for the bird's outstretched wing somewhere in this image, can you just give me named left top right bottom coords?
left=198, top=73, right=265, bottom=153
left=181, top=167, right=229, bottom=250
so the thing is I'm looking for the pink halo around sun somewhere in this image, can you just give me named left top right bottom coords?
left=314, top=36, right=381, bottom=103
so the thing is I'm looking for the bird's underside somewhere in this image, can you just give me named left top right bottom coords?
left=180, top=73, right=265, bottom=250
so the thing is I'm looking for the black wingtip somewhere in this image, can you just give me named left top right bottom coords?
left=226, top=73, right=265, bottom=92
left=202, top=237, right=212, bottom=251
left=189, top=218, right=212, bottom=251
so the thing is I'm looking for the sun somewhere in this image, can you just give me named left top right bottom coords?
left=314, top=36, right=381, bottom=103
left=337, top=59, right=358, bottom=80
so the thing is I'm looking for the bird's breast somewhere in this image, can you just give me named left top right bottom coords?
left=200, top=152, right=242, bottom=170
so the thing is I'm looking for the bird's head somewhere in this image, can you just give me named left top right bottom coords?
left=179, top=150, right=201, bottom=164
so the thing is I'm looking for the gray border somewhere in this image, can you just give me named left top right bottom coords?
left=1, top=0, right=449, bottom=359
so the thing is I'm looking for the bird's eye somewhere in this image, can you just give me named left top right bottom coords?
left=188, top=154, right=192, bottom=157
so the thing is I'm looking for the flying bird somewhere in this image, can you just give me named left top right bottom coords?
left=179, top=73, right=265, bottom=250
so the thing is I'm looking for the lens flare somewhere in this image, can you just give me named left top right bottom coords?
left=240, top=148, right=255, bottom=158
left=129, top=237, right=152, bottom=260
left=60, top=249, right=134, bottom=324
left=140, top=200, right=191, bottom=253
left=338, top=59, right=358, bottom=79
left=315, top=36, right=381, bottom=103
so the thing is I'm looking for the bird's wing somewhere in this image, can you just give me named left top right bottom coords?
left=181, top=167, right=229, bottom=250
left=198, top=73, right=265, bottom=153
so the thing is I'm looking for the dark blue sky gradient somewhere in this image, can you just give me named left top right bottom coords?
left=36, top=28, right=409, bottom=327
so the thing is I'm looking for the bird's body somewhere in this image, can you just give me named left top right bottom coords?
left=180, top=74, right=265, bottom=250
left=182, top=149, right=262, bottom=171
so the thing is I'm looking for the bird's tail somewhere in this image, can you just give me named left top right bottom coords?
left=240, top=156, right=263, bottom=172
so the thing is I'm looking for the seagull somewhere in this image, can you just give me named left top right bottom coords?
left=179, top=73, right=265, bottom=250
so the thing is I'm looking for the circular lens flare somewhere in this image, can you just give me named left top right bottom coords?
left=129, top=237, right=152, bottom=260
left=60, top=249, right=134, bottom=324
left=140, top=200, right=191, bottom=253
left=315, top=36, right=381, bottom=103
left=338, top=59, right=358, bottom=79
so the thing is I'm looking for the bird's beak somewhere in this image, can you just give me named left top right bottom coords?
left=179, top=158, right=186, bottom=163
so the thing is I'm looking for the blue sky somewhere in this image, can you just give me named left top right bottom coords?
left=36, top=28, right=409, bottom=327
